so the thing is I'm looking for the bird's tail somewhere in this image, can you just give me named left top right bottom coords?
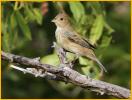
left=95, top=58, right=107, bottom=73
left=86, top=50, right=107, bottom=72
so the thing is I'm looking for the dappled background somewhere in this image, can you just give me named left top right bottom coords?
left=2, top=1, right=130, bottom=99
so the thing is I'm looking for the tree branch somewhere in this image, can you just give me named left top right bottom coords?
left=1, top=48, right=130, bottom=98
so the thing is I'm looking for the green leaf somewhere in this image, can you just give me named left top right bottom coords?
left=66, top=52, right=75, bottom=62
left=33, top=8, right=42, bottom=25
left=2, top=21, right=10, bottom=52
left=15, top=11, right=32, bottom=40
left=81, top=65, right=91, bottom=75
left=40, top=53, right=59, bottom=66
left=2, top=32, right=10, bottom=52
left=100, top=36, right=112, bottom=48
left=24, top=5, right=35, bottom=21
left=10, top=13, right=17, bottom=32
left=12, top=32, right=19, bottom=49
left=79, top=56, right=97, bottom=67
left=89, top=2, right=104, bottom=15
left=69, top=2, right=85, bottom=22
left=104, top=21, right=114, bottom=34
left=89, top=15, right=104, bottom=44
left=81, top=64, right=100, bottom=79
left=79, top=56, right=91, bottom=65
left=9, top=13, right=18, bottom=50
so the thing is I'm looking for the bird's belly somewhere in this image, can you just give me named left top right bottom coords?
left=55, top=32, right=92, bottom=56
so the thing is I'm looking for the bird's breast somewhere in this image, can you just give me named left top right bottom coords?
left=55, top=28, right=65, bottom=46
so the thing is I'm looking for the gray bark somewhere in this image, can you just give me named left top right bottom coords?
left=1, top=50, right=130, bottom=99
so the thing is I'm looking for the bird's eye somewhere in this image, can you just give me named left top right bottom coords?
left=60, top=18, right=63, bottom=21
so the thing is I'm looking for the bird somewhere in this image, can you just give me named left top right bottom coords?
left=51, top=12, right=107, bottom=73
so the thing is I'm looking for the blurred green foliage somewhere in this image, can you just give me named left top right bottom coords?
left=2, top=2, right=42, bottom=52
left=2, top=1, right=130, bottom=99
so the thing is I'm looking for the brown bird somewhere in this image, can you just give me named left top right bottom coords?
left=52, top=12, right=107, bottom=72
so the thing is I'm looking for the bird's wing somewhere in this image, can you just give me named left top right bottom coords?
left=64, top=31, right=96, bottom=49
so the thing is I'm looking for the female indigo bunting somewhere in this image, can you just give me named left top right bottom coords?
left=52, top=12, right=107, bottom=72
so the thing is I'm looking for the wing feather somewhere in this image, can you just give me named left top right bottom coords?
left=64, top=31, right=96, bottom=49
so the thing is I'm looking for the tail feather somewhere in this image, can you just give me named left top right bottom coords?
left=86, top=51, right=107, bottom=72
left=95, top=59, right=107, bottom=72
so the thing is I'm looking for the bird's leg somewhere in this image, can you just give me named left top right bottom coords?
left=61, top=51, right=74, bottom=68
left=62, top=49, right=69, bottom=64
left=52, top=42, right=68, bottom=64
left=52, top=42, right=77, bottom=69
left=58, top=48, right=75, bottom=68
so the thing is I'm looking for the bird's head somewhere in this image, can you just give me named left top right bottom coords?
left=51, top=12, right=70, bottom=28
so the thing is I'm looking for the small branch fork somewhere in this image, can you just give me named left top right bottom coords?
left=1, top=42, right=130, bottom=99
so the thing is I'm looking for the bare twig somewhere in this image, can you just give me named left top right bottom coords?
left=10, top=64, right=57, bottom=79
left=1, top=46, right=130, bottom=99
